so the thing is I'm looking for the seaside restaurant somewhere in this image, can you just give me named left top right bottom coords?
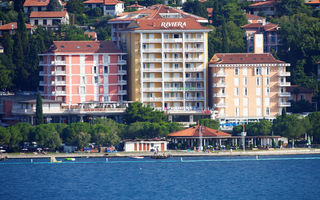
left=168, top=125, right=287, bottom=149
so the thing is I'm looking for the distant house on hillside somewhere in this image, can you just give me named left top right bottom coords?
left=287, top=85, right=313, bottom=104
left=29, top=11, right=69, bottom=29
left=126, top=1, right=145, bottom=11
left=0, top=22, right=33, bottom=36
left=23, top=0, right=50, bottom=14
left=305, top=0, right=320, bottom=10
left=248, top=0, right=278, bottom=17
left=83, top=0, right=125, bottom=16
left=242, top=14, right=280, bottom=53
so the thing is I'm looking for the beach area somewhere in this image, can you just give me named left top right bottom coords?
left=2, top=148, right=320, bottom=159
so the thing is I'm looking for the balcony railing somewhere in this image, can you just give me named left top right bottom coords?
left=118, top=80, right=127, bottom=84
left=118, top=60, right=127, bottom=65
left=164, top=38, right=183, bottom=43
left=163, top=48, right=183, bottom=52
left=52, top=91, right=66, bottom=95
left=279, top=102, right=291, bottom=107
left=185, top=58, right=203, bottom=62
left=52, top=81, right=66, bottom=85
left=278, top=71, right=291, bottom=76
left=143, top=68, right=162, bottom=72
left=185, top=68, right=203, bottom=72
left=143, top=58, right=162, bottom=62
left=278, top=82, right=291, bottom=87
left=213, top=93, right=227, bottom=98
left=164, top=58, right=183, bottom=62
left=165, top=97, right=184, bottom=101
left=213, top=83, right=227, bottom=87
left=142, top=39, right=162, bottom=43
left=214, top=103, right=227, bottom=108
left=185, top=87, right=204, bottom=91
left=212, top=72, right=226, bottom=77
left=185, top=48, right=204, bottom=52
left=51, top=71, right=66, bottom=75
left=164, top=77, right=183, bottom=82
left=143, top=87, right=162, bottom=92
left=164, top=87, right=184, bottom=91
left=143, top=97, right=162, bottom=102
left=164, top=68, right=183, bottom=72
left=184, top=38, right=203, bottom=42
left=278, top=92, right=291, bottom=97
left=51, top=60, right=66, bottom=65
left=185, top=77, right=204, bottom=82
left=143, top=78, right=162, bottom=82
left=39, top=81, right=45, bottom=86
left=142, top=48, right=162, bottom=52
left=39, top=71, right=45, bottom=76
left=186, top=97, right=205, bottom=101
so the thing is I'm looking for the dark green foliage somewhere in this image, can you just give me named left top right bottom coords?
left=124, top=102, right=168, bottom=124
left=14, top=0, right=24, bottom=12
left=35, top=93, right=43, bottom=125
left=31, top=124, right=62, bottom=150
left=307, top=112, right=320, bottom=143
left=276, top=0, right=312, bottom=17
left=0, top=127, right=10, bottom=145
left=86, top=7, right=103, bottom=17
left=183, top=0, right=208, bottom=18
left=47, top=0, right=63, bottom=11
left=287, top=100, right=314, bottom=113
left=232, top=120, right=272, bottom=136
left=66, top=0, right=85, bottom=14
left=198, top=118, right=219, bottom=130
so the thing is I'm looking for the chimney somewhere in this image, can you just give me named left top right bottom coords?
left=254, top=34, right=264, bottom=54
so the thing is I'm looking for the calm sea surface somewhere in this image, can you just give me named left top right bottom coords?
left=1, top=155, right=320, bottom=200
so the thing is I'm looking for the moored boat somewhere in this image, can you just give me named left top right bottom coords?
left=65, top=158, right=76, bottom=161
left=131, top=156, right=144, bottom=159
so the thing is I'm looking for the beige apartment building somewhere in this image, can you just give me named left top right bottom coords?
left=209, top=36, right=291, bottom=126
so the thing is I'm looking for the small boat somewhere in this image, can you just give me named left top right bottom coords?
left=131, top=156, right=144, bottom=159
left=65, top=158, right=76, bottom=161
left=151, top=154, right=169, bottom=159
left=50, top=157, right=62, bottom=163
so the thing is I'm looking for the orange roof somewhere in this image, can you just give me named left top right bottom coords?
left=305, top=0, right=320, bottom=4
left=127, top=2, right=144, bottom=8
left=46, top=41, right=121, bottom=53
left=84, top=31, right=97, bottom=40
left=249, top=0, right=278, bottom=7
left=0, top=22, right=33, bottom=30
left=209, top=53, right=286, bottom=65
left=246, top=13, right=265, bottom=20
left=109, top=4, right=209, bottom=31
left=83, top=0, right=124, bottom=5
left=30, top=11, right=68, bottom=18
left=241, top=22, right=278, bottom=31
left=23, top=0, right=49, bottom=7
left=207, top=8, right=213, bottom=17
left=168, top=125, right=231, bottom=137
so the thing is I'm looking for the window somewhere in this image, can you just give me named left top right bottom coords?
left=235, top=108, right=240, bottom=117
left=34, top=20, right=38, bottom=25
left=81, top=76, right=86, bottom=84
left=174, top=63, right=179, bottom=69
left=79, top=86, right=85, bottom=94
left=243, top=98, right=248, bottom=106
left=164, top=34, right=169, bottom=39
left=244, top=88, right=248, bottom=96
left=243, top=108, right=248, bottom=116
left=266, top=77, right=270, bottom=85
left=94, top=76, right=99, bottom=84
left=243, top=67, right=248, bottom=75
left=243, top=77, right=248, bottom=86
left=235, top=88, right=239, bottom=96
left=256, top=98, right=261, bottom=106
left=235, top=67, right=239, bottom=75
left=93, top=66, right=97, bottom=74
left=234, top=98, right=240, bottom=106
left=234, top=78, right=239, bottom=86
left=255, top=67, right=262, bottom=75
left=265, top=98, right=270, bottom=106
left=256, top=108, right=262, bottom=116
left=173, top=34, right=181, bottom=38
left=266, top=87, right=270, bottom=95
left=256, top=77, right=261, bottom=86
left=256, top=88, right=261, bottom=96
left=266, top=107, right=270, bottom=116
left=104, top=66, right=108, bottom=74
left=266, top=67, right=270, bottom=75
left=43, top=19, right=47, bottom=25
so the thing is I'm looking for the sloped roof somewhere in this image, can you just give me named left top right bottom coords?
left=30, top=11, right=68, bottom=18
left=23, top=0, right=50, bottom=7
left=209, top=53, right=286, bottom=65
left=249, top=0, right=278, bottom=7
left=46, top=41, right=121, bottom=53
left=246, top=13, right=265, bottom=20
left=241, top=22, right=278, bottom=31
left=109, top=4, right=209, bottom=30
left=0, top=22, right=33, bottom=30
left=305, top=0, right=320, bottom=5
left=168, top=125, right=231, bottom=137
left=127, top=2, right=144, bottom=8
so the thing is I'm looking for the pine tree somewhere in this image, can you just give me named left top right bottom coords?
left=47, top=0, right=63, bottom=11
left=221, top=18, right=229, bottom=53
left=35, top=93, right=44, bottom=125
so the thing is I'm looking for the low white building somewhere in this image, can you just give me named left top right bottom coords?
left=84, top=0, right=124, bottom=16
left=124, top=139, right=168, bottom=152
left=29, top=11, right=69, bottom=28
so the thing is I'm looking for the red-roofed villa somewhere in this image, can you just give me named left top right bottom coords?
left=0, top=22, right=34, bottom=36
left=84, top=0, right=124, bottom=16
left=29, top=11, right=69, bottom=28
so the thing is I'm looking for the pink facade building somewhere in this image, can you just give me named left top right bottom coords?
left=39, top=41, right=127, bottom=107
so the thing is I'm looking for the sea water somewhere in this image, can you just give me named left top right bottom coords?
left=1, top=155, right=320, bottom=200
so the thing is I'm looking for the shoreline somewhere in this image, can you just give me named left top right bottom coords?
left=2, top=148, right=320, bottom=159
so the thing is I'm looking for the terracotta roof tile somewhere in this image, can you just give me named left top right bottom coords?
left=30, top=11, right=68, bottom=18
left=23, top=0, right=49, bottom=7
left=47, top=41, right=121, bottom=53
left=305, top=0, right=320, bottom=5
left=0, top=22, right=33, bottom=30
left=84, top=0, right=124, bottom=5
left=249, top=0, right=278, bottom=7
left=241, top=22, right=278, bottom=31
left=209, top=53, right=285, bottom=64
left=246, top=13, right=265, bottom=20
left=127, top=2, right=144, bottom=8
left=84, top=31, right=97, bottom=40
left=168, top=125, right=231, bottom=137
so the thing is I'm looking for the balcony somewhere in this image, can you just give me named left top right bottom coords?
left=185, top=87, right=204, bottom=91
left=52, top=91, right=66, bottom=95
left=164, top=68, right=183, bottom=72
left=278, top=92, right=291, bottom=97
left=142, top=48, right=162, bottom=52
left=163, top=48, right=183, bottom=52
left=112, top=90, right=127, bottom=95
left=143, top=87, right=162, bottom=92
left=165, top=97, right=184, bottom=101
left=278, top=71, right=291, bottom=76
left=39, top=61, right=44, bottom=65
left=52, top=81, right=66, bottom=85
left=184, top=38, right=203, bottom=42
left=143, top=68, right=162, bottom=72
left=279, top=101, right=291, bottom=107
left=117, top=70, right=127, bottom=75
left=39, top=81, right=45, bottom=86
left=164, top=58, right=183, bottom=62
left=164, top=87, right=184, bottom=91
left=164, top=38, right=183, bottom=43
left=185, top=77, right=204, bottom=82
left=118, top=80, right=127, bottom=85
left=39, top=71, right=45, bottom=76
left=212, top=72, right=226, bottom=77
left=143, top=58, right=162, bottom=62
left=51, top=60, right=66, bottom=65
left=213, top=83, right=226, bottom=87
left=185, top=68, right=203, bottom=72
left=213, top=93, right=227, bottom=98
left=118, top=60, right=127, bottom=65
left=164, top=77, right=183, bottom=82
left=143, top=78, right=162, bottom=82
left=143, top=97, right=162, bottom=102
left=278, top=82, right=291, bottom=87
left=186, top=97, right=205, bottom=101
left=51, top=71, right=66, bottom=75
left=214, top=103, right=227, bottom=108
left=185, top=48, right=204, bottom=52
left=185, top=58, right=203, bottom=62
left=142, top=39, right=162, bottom=43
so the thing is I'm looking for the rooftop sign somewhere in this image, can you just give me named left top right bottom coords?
left=160, top=22, right=187, bottom=29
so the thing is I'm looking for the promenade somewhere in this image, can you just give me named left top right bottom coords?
left=3, top=148, right=320, bottom=159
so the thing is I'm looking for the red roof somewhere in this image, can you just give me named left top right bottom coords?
left=30, top=11, right=68, bottom=18
left=168, top=125, right=231, bottom=137
left=209, top=53, right=286, bottom=65
left=46, top=41, right=121, bottom=53
left=23, top=0, right=49, bottom=7
left=241, top=22, right=278, bottom=31
left=305, top=0, right=320, bottom=5
left=0, top=22, right=33, bottom=30
left=246, top=13, right=265, bottom=20
left=83, top=0, right=124, bottom=5
left=207, top=8, right=213, bottom=17
left=109, top=4, right=209, bottom=30
left=84, top=31, right=97, bottom=40
left=127, top=2, right=144, bottom=8
left=249, top=0, right=278, bottom=7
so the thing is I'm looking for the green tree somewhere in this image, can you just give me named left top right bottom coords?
left=90, top=124, right=121, bottom=146
left=66, top=0, right=85, bottom=14
left=11, top=123, right=32, bottom=143
left=198, top=118, right=219, bottom=130
left=74, top=132, right=91, bottom=149
left=0, top=127, right=10, bottom=146
left=183, top=0, right=208, bottom=18
left=61, top=122, right=90, bottom=145
left=272, top=114, right=309, bottom=139
left=276, top=0, right=312, bottom=17
left=8, top=125, right=24, bottom=151
left=31, top=124, right=62, bottom=150
left=307, top=112, right=320, bottom=143
left=288, top=100, right=314, bottom=113
left=124, top=102, right=168, bottom=124
left=35, top=93, right=44, bottom=125
left=0, top=60, right=12, bottom=90
left=47, top=0, right=63, bottom=11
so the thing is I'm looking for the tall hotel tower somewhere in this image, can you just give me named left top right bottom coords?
left=109, top=5, right=210, bottom=111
